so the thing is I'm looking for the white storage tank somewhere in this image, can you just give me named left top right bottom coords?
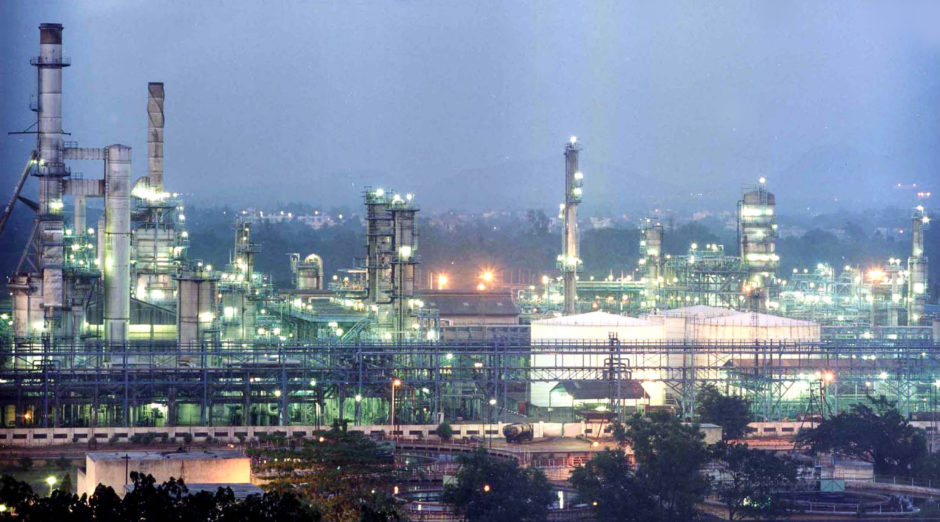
left=530, top=311, right=665, bottom=407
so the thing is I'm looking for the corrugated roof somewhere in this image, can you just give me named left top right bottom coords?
left=535, top=311, right=654, bottom=327
left=552, top=379, right=648, bottom=400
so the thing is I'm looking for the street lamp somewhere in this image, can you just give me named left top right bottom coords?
left=390, top=379, right=402, bottom=435
left=488, top=398, right=497, bottom=448
left=354, top=393, right=363, bottom=425
left=45, top=476, right=56, bottom=496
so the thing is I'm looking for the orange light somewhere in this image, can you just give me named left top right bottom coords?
left=392, top=378, right=402, bottom=387
left=867, top=268, right=886, bottom=282
left=476, top=283, right=486, bottom=291
left=483, top=484, right=491, bottom=493
left=823, top=371, right=834, bottom=383
left=437, top=273, right=448, bottom=289
left=481, top=270, right=494, bottom=283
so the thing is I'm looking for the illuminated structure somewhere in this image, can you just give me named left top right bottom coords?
left=737, top=177, right=778, bottom=310
left=558, top=137, right=583, bottom=315
left=0, top=23, right=936, bottom=433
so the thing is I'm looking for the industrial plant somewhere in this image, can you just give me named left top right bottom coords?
left=0, top=24, right=937, bottom=433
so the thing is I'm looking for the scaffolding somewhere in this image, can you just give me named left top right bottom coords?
left=0, top=336, right=936, bottom=429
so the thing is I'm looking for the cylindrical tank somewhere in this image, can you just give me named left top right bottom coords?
left=297, top=253, right=323, bottom=290
left=503, top=423, right=534, bottom=443
left=104, top=144, right=131, bottom=344
left=177, top=272, right=218, bottom=348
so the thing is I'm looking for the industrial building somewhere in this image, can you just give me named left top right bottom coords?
left=0, top=23, right=937, bottom=433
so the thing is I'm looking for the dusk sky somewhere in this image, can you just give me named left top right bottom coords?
left=2, top=1, right=938, bottom=215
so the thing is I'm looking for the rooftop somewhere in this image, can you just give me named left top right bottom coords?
left=535, top=311, right=655, bottom=327
left=87, top=450, right=246, bottom=462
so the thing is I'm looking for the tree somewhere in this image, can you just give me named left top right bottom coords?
left=251, top=425, right=405, bottom=520
left=0, top=473, right=317, bottom=521
left=624, top=412, right=710, bottom=521
left=569, top=449, right=657, bottom=522
left=442, top=447, right=553, bottom=522
left=713, top=443, right=799, bottom=520
left=796, top=396, right=927, bottom=475
left=697, top=385, right=752, bottom=440
left=435, top=421, right=454, bottom=442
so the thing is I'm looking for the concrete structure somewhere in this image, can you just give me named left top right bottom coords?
left=76, top=450, right=251, bottom=498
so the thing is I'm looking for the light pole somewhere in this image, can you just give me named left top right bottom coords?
left=45, top=476, right=56, bottom=496
left=390, top=378, right=402, bottom=436
left=310, top=379, right=319, bottom=431
left=488, top=398, right=497, bottom=448
left=354, top=393, right=362, bottom=425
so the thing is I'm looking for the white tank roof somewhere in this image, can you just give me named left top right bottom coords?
left=534, top=311, right=655, bottom=327
left=700, top=311, right=818, bottom=327
left=653, top=305, right=737, bottom=319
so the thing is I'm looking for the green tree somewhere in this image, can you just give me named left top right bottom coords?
left=625, top=412, right=710, bottom=521
left=713, top=443, right=799, bottom=520
left=442, top=447, right=553, bottom=522
left=569, top=449, right=657, bottom=521
left=251, top=425, right=404, bottom=520
left=697, top=385, right=752, bottom=440
left=795, top=396, right=927, bottom=475
left=435, top=421, right=454, bottom=442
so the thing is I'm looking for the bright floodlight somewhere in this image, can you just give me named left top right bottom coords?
left=45, top=476, right=56, bottom=487
left=392, top=378, right=402, bottom=387
left=759, top=176, right=766, bottom=184
left=488, top=398, right=497, bottom=405
left=569, top=136, right=577, bottom=144
left=481, top=270, right=494, bottom=282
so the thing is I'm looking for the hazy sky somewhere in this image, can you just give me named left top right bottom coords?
left=1, top=1, right=938, bottom=215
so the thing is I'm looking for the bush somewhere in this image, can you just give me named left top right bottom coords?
left=435, top=422, right=454, bottom=442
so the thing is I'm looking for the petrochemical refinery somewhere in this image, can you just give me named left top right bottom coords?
left=0, top=24, right=937, bottom=431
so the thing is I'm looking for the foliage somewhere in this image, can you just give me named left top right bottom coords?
left=251, top=425, right=406, bottom=521
left=795, top=396, right=927, bottom=475
left=569, top=449, right=657, bottom=522
left=624, top=412, right=710, bottom=521
left=697, top=385, right=752, bottom=440
left=434, top=422, right=454, bottom=441
left=712, top=443, right=799, bottom=520
left=442, top=447, right=553, bottom=522
left=0, top=472, right=317, bottom=521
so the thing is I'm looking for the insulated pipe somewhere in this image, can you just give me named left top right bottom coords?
left=104, top=145, right=131, bottom=343
left=147, top=82, right=164, bottom=191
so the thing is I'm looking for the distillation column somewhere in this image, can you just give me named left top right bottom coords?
left=909, top=206, right=929, bottom=325
left=147, top=82, right=164, bottom=191
left=738, top=178, right=778, bottom=311
left=34, top=23, right=71, bottom=327
left=104, top=145, right=131, bottom=343
left=561, top=137, right=583, bottom=315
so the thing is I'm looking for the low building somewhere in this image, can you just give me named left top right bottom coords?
left=421, top=290, right=522, bottom=341
left=549, top=379, right=649, bottom=411
left=77, top=450, right=253, bottom=498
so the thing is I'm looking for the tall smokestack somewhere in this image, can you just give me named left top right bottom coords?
left=104, top=144, right=131, bottom=343
left=147, top=82, right=164, bottom=191
left=34, top=23, right=70, bottom=311
left=561, top=136, right=583, bottom=315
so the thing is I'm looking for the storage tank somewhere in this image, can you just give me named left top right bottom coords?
left=177, top=270, right=219, bottom=348
left=530, top=311, right=666, bottom=407
left=503, top=423, right=533, bottom=443
left=293, top=253, right=323, bottom=290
